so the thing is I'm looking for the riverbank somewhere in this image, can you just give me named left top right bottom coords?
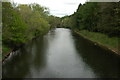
left=2, top=36, right=43, bottom=62
left=2, top=45, right=14, bottom=62
left=75, top=30, right=120, bottom=55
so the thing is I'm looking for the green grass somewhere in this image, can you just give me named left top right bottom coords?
left=76, top=30, right=119, bottom=53
left=2, top=45, right=11, bottom=59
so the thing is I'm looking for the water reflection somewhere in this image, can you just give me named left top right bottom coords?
left=73, top=33, right=120, bottom=78
left=41, top=28, right=96, bottom=78
left=3, top=37, right=46, bottom=78
left=2, top=28, right=120, bottom=78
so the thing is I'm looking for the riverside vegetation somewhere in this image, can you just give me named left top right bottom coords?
left=2, top=2, right=120, bottom=60
left=62, top=2, right=120, bottom=54
left=2, top=2, right=61, bottom=59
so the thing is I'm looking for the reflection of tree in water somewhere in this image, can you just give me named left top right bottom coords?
left=2, top=45, right=32, bottom=78
left=2, top=36, right=49, bottom=78
left=46, top=28, right=57, bottom=41
left=2, top=29, right=58, bottom=78
left=32, top=37, right=47, bottom=70
left=32, top=30, right=57, bottom=72
left=74, top=34, right=120, bottom=78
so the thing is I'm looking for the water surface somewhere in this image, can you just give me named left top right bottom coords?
left=3, top=28, right=120, bottom=78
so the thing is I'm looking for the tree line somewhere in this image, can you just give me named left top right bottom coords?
left=62, top=2, right=120, bottom=37
left=2, top=2, right=61, bottom=52
left=2, top=2, right=120, bottom=54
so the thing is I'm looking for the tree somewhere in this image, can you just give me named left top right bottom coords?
left=2, top=2, right=28, bottom=47
left=62, top=2, right=120, bottom=37
left=17, top=4, right=50, bottom=38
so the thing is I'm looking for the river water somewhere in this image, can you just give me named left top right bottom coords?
left=2, top=28, right=120, bottom=78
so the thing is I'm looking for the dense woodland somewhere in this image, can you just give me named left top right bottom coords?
left=62, top=2, right=120, bottom=37
left=2, top=2, right=61, bottom=55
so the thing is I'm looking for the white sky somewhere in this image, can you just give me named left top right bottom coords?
left=11, top=0, right=86, bottom=17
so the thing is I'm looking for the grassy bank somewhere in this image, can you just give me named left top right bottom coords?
left=75, top=30, right=120, bottom=55
left=2, top=45, right=12, bottom=60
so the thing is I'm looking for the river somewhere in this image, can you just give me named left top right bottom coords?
left=2, top=28, right=120, bottom=78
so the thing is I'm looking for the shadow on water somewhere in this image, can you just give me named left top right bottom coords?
left=2, top=29, right=57, bottom=78
left=2, top=28, right=120, bottom=78
left=73, top=33, right=120, bottom=78
left=2, top=37, right=47, bottom=78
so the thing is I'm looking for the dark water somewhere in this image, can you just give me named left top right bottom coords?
left=2, top=28, right=120, bottom=78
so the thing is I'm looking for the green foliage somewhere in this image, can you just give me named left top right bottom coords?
left=2, top=2, right=65, bottom=58
left=2, top=2, right=28, bottom=47
left=62, top=16, right=71, bottom=28
left=48, top=15, right=62, bottom=28
left=62, top=2, right=120, bottom=52
left=0, top=2, right=1, bottom=23
left=17, top=4, right=50, bottom=37
left=2, top=2, right=51, bottom=55
left=62, top=2, right=120, bottom=37
left=96, top=2, right=120, bottom=36
left=30, top=3, right=49, bottom=20
left=76, top=2, right=98, bottom=30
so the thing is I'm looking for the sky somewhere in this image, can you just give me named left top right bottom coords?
left=11, top=0, right=87, bottom=17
